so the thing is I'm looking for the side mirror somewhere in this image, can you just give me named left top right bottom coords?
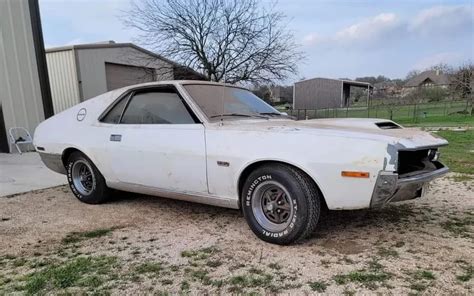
left=280, top=112, right=288, bottom=116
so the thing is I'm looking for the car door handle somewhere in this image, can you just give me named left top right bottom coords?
left=110, top=134, right=122, bottom=142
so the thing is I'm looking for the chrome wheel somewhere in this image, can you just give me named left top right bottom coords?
left=251, top=181, right=294, bottom=232
left=71, top=160, right=95, bottom=196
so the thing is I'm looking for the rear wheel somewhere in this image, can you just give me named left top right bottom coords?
left=66, top=152, right=109, bottom=204
left=241, top=164, right=321, bottom=245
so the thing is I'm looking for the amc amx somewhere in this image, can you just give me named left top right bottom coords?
left=34, top=81, right=449, bottom=245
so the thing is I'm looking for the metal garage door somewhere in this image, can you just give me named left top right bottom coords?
left=105, top=62, right=155, bottom=91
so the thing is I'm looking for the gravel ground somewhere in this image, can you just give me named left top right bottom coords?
left=0, top=174, right=472, bottom=295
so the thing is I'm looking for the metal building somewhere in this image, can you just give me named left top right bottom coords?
left=293, top=78, right=373, bottom=110
left=46, top=42, right=204, bottom=113
left=0, top=0, right=53, bottom=153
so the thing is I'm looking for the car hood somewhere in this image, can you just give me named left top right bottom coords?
left=217, top=118, right=448, bottom=149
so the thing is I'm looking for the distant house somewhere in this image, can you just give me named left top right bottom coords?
left=404, top=70, right=450, bottom=91
left=373, top=81, right=402, bottom=97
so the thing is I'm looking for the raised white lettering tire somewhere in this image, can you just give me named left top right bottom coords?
left=66, top=152, right=110, bottom=204
left=241, top=163, right=320, bottom=245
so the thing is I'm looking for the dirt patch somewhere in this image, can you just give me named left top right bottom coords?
left=0, top=174, right=472, bottom=295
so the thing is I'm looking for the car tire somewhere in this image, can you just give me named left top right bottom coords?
left=241, top=163, right=321, bottom=245
left=66, top=151, right=110, bottom=204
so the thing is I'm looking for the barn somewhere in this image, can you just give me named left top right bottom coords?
left=46, top=41, right=204, bottom=113
left=293, top=78, right=373, bottom=110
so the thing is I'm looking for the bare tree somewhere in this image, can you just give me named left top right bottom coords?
left=405, top=70, right=421, bottom=81
left=429, top=63, right=452, bottom=73
left=122, top=0, right=304, bottom=84
left=449, top=62, right=473, bottom=114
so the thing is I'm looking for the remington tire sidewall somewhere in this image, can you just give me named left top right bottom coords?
left=66, top=152, right=109, bottom=204
left=241, top=164, right=319, bottom=245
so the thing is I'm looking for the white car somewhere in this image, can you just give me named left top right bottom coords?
left=34, top=81, right=449, bottom=245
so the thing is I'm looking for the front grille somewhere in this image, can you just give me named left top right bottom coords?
left=398, top=149, right=438, bottom=177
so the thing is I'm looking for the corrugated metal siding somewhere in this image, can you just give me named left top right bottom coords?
left=0, top=0, right=44, bottom=152
left=105, top=62, right=155, bottom=91
left=46, top=50, right=80, bottom=113
left=294, top=78, right=343, bottom=109
left=76, top=47, right=174, bottom=100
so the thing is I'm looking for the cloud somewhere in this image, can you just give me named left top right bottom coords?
left=413, top=51, right=463, bottom=70
left=302, top=33, right=324, bottom=46
left=409, top=5, right=473, bottom=36
left=334, top=13, right=399, bottom=43
left=303, top=4, right=473, bottom=48
left=303, top=13, right=401, bottom=48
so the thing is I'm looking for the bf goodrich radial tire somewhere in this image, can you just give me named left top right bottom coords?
left=66, top=151, right=110, bottom=204
left=241, top=163, right=321, bottom=245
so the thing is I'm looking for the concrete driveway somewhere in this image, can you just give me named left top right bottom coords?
left=0, top=152, right=67, bottom=196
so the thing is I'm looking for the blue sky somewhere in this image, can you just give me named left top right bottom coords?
left=39, top=0, right=473, bottom=81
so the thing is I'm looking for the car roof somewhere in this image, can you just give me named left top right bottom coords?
left=118, top=80, right=247, bottom=91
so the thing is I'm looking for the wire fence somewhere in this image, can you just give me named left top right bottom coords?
left=286, top=100, right=473, bottom=124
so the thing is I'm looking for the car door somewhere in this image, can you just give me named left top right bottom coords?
left=101, top=87, right=208, bottom=194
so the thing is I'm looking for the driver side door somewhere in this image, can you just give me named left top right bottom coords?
left=101, top=86, right=208, bottom=194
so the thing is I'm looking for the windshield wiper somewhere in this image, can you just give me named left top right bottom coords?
left=210, top=113, right=268, bottom=119
left=259, top=112, right=284, bottom=116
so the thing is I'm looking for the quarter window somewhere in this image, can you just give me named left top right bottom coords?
left=101, top=95, right=129, bottom=124
left=120, top=91, right=195, bottom=124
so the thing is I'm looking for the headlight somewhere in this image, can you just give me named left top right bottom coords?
left=428, top=149, right=440, bottom=161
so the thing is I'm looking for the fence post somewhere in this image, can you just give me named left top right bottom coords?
left=304, top=109, right=307, bottom=120
left=413, top=104, right=417, bottom=123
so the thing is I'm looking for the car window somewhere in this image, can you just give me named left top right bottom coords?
left=120, top=91, right=195, bottom=124
left=183, top=84, right=279, bottom=121
left=101, top=95, right=129, bottom=124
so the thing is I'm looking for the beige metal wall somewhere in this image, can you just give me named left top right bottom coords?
left=0, top=0, right=45, bottom=152
left=294, top=78, right=343, bottom=109
left=46, top=50, right=80, bottom=113
left=76, top=47, right=174, bottom=100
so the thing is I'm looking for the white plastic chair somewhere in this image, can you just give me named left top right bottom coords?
left=8, top=127, right=33, bottom=154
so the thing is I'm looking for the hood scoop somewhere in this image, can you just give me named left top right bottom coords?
left=375, top=122, right=402, bottom=129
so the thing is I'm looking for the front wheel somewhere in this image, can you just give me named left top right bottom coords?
left=66, top=152, right=110, bottom=204
left=241, top=164, right=321, bottom=245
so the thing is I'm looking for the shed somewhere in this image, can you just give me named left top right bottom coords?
left=293, top=78, right=373, bottom=110
left=46, top=42, right=204, bottom=113
left=0, top=0, right=53, bottom=153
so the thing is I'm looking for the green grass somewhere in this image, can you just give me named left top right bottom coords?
left=134, top=262, right=163, bottom=274
left=228, top=272, right=274, bottom=288
left=181, top=246, right=219, bottom=260
left=21, top=256, right=117, bottom=295
left=62, top=228, right=115, bottom=244
left=413, top=270, right=436, bottom=280
left=456, top=264, right=473, bottom=282
left=440, top=214, right=473, bottom=238
left=290, top=101, right=473, bottom=127
left=333, top=270, right=391, bottom=289
left=308, top=280, right=327, bottom=292
left=406, top=269, right=437, bottom=293
left=377, top=247, right=399, bottom=258
left=437, top=130, right=474, bottom=174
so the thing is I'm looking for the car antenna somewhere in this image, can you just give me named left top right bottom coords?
left=220, top=55, right=226, bottom=126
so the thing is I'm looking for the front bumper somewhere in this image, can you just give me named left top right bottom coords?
left=370, top=161, right=449, bottom=208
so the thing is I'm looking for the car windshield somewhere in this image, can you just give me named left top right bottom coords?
left=183, top=84, right=282, bottom=121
